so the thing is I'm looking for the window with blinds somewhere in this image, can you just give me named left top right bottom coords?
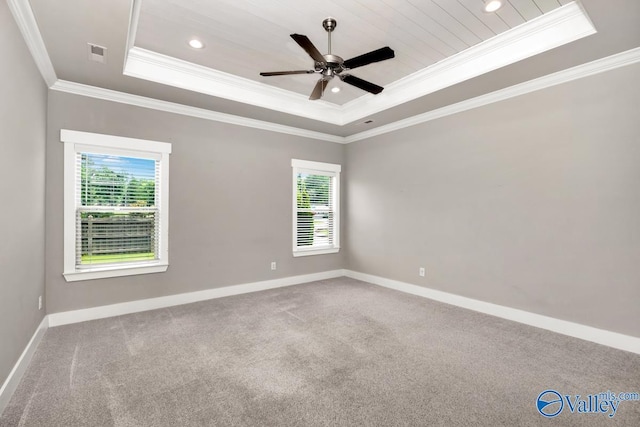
left=62, top=130, right=171, bottom=281
left=291, top=159, right=341, bottom=257
left=76, top=153, right=159, bottom=267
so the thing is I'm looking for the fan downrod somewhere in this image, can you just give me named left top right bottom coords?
left=322, top=18, right=337, bottom=54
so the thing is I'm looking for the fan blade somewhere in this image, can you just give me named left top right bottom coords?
left=260, top=70, right=315, bottom=76
left=341, top=74, right=384, bottom=94
left=343, top=46, right=395, bottom=70
left=290, top=34, right=326, bottom=64
left=309, top=78, right=329, bottom=100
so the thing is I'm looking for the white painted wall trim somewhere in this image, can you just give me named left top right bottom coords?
left=48, top=269, right=346, bottom=327
left=0, top=316, right=49, bottom=415
left=50, top=80, right=345, bottom=144
left=125, top=0, right=142, bottom=59
left=61, top=130, right=172, bottom=282
left=344, top=270, right=640, bottom=355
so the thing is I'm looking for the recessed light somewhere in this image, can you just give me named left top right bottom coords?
left=188, top=39, right=204, bottom=49
left=483, top=0, right=503, bottom=13
left=331, top=87, right=340, bottom=93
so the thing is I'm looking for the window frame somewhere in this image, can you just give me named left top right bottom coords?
left=291, top=159, right=341, bottom=257
left=61, top=129, right=171, bottom=282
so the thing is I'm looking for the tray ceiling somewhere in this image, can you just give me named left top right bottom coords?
left=15, top=0, right=640, bottom=137
left=124, top=0, right=595, bottom=125
left=134, top=0, right=568, bottom=105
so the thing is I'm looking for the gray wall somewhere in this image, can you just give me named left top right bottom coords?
left=346, top=63, right=640, bottom=337
left=46, top=64, right=640, bottom=339
left=0, top=3, right=47, bottom=385
left=45, top=91, right=345, bottom=313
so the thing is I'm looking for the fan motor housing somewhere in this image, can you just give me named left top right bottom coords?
left=321, top=55, right=344, bottom=78
left=323, top=54, right=344, bottom=68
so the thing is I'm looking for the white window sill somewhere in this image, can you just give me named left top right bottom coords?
left=293, top=247, right=340, bottom=257
left=63, top=263, right=168, bottom=282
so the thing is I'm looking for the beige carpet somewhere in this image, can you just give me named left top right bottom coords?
left=1, top=277, right=639, bottom=426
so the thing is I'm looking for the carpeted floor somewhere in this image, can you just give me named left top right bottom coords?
left=1, top=277, right=639, bottom=426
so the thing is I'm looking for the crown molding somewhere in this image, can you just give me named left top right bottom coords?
left=50, top=80, right=346, bottom=144
left=340, top=1, right=596, bottom=124
left=124, top=47, right=345, bottom=125
left=50, top=45, right=640, bottom=145
left=124, top=0, right=142, bottom=69
left=345, top=46, right=640, bottom=143
left=6, top=0, right=57, bottom=86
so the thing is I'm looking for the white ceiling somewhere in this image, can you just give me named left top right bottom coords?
left=13, top=0, right=640, bottom=138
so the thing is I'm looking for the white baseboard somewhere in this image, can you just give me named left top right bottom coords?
left=48, top=269, right=346, bottom=327
left=344, top=270, right=640, bottom=355
left=0, top=316, right=49, bottom=415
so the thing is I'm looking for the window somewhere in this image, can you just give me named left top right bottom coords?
left=292, top=159, right=341, bottom=257
left=62, top=130, right=171, bottom=281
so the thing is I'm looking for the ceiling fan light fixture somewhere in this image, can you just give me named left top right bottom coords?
left=483, top=0, right=503, bottom=13
left=260, top=18, right=394, bottom=100
left=188, top=39, right=204, bottom=49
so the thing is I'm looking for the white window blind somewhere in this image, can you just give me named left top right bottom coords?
left=62, top=130, right=171, bottom=281
left=76, top=152, right=159, bottom=267
left=292, top=159, right=341, bottom=257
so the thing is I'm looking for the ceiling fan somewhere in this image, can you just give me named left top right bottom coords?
left=260, top=18, right=395, bottom=100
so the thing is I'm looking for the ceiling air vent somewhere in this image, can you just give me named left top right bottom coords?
left=356, top=119, right=374, bottom=127
left=87, top=43, right=107, bottom=63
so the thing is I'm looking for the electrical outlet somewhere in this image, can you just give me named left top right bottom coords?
left=38, top=295, right=43, bottom=310
left=271, top=261, right=277, bottom=271
left=419, top=267, right=425, bottom=277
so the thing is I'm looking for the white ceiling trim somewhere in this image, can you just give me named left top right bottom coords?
left=48, top=46, right=640, bottom=146
left=123, top=1, right=595, bottom=126
left=124, top=0, right=142, bottom=57
left=6, top=0, right=57, bottom=86
left=49, top=80, right=345, bottom=144
left=124, top=47, right=345, bottom=124
left=344, top=47, right=640, bottom=143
